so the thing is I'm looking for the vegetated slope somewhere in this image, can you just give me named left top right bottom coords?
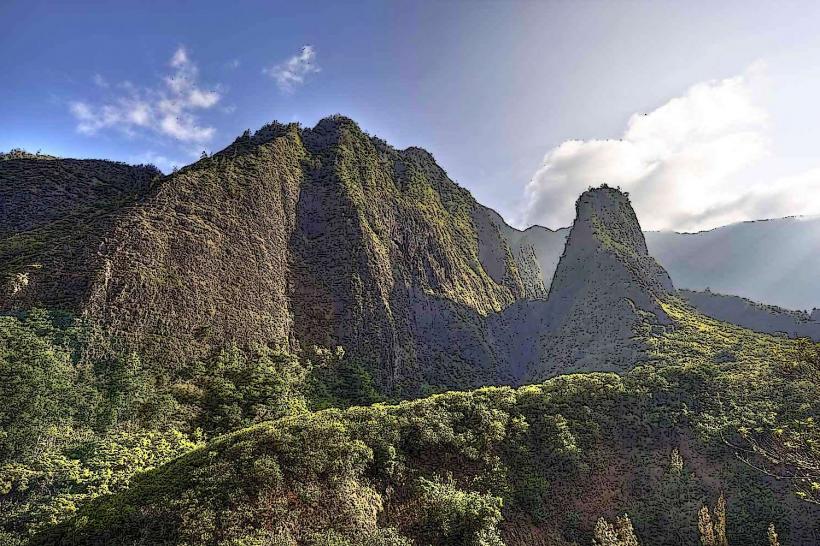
left=0, top=155, right=159, bottom=310
left=79, top=117, right=545, bottom=393
left=523, top=224, right=569, bottom=288
left=491, top=187, right=675, bottom=382
left=645, top=216, right=820, bottom=311
left=35, top=300, right=820, bottom=546
left=679, top=288, right=820, bottom=341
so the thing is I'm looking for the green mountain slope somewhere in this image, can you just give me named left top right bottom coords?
left=1, top=119, right=546, bottom=394
left=31, top=300, right=820, bottom=546
left=0, top=155, right=159, bottom=310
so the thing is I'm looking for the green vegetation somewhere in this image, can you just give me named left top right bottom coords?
left=0, top=299, right=813, bottom=545
left=0, top=310, right=385, bottom=543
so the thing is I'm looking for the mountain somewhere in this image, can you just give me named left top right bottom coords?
left=2, top=118, right=550, bottom=394
left=0, top=123, right=681, bottom=394
left=0, top=155, right=158, bottom=310
left=644, top=217, right=820, bottom=311
left=493, top=186, right=674, bottom=381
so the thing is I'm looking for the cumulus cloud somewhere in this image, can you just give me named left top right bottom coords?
left=69, top=46, right=221, bottom=143
left=264, top=45, right=320, bottom=92
left=520, top=63, right=818, bottom=232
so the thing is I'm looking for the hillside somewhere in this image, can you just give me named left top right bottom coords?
left=645, top=217, right=820, bottom=311
left=679, top=289, right=820, bottom=341
left=0, top=155, right=159, bottom=310
left=30, top=300, right=820, bottom=546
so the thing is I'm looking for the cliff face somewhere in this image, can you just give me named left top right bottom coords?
left=492, top=187, right=674, bottom=382
left=0, top=124, right=678, bottom=393
left=0, top=157, right=158, bottom=310
left=75, top=117, right=544, bottom=391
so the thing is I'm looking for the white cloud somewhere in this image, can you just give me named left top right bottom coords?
left=130, top=150, right=183, bottom=173
left=69, top=46, right=221, bottom=144
left=92, top=73, right=109, bottom=88
left=264, top=45, right=320, bottom=92
left=520, top=62, right=815, bottom=232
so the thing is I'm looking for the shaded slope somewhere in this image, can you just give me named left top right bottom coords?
left=678, top=288, right=820, bottom=341
left=0, top=156, right=159, bottom=310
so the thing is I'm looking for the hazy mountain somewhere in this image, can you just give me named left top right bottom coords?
left=678, top=288, right=820, bottom=341
left=645, top=217, right=820, bottom=311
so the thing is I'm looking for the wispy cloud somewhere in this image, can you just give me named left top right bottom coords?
left=92, top=73, right=109, bottom=88
left=263, top=45, right=320, bottom=93
left=521, top=62, right=795, bottom=232
left=70, top=46, right=221, bottom=144
left=130, top=150, right=184, bottom=173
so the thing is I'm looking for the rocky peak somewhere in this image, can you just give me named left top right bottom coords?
left=528, top=186, right=674, bottom=378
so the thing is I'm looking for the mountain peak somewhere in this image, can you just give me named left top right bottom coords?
left=528, top=184, right=673, bottom=377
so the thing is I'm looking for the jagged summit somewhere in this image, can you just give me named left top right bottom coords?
left=521, top=186, right=674, bottom=379
left=1, top=122, right=677, bottom=394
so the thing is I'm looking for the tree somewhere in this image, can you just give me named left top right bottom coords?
left=698, top=494, right=728, bottom=546
left=592, top=514, right=640, bottom=546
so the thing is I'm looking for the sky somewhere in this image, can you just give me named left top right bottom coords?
left=3, top=0, right=820, bottom=232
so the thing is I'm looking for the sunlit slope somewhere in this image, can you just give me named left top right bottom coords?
left=36, top=300, right=820, bottom=546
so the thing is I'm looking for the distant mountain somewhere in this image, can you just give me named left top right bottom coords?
left=678, top=288, right=820, bottom=341
left=645, top=217, right=820, bottom=311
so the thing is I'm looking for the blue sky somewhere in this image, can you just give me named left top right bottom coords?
left=3, top=0, right=820, bottom=231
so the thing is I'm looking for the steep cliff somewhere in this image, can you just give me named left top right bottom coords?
left=71, top=117, right=544, bottom=392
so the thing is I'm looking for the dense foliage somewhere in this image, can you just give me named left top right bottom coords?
left=0, top=299, right=813, bottom=545
left=0, top=310, right=385, bottom=543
